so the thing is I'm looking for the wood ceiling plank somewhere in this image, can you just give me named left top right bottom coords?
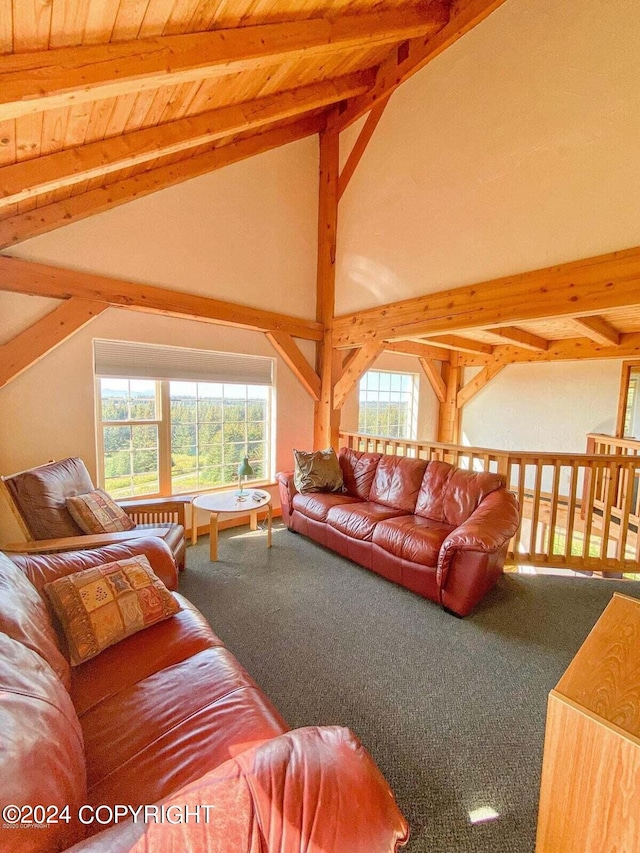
left=334, top=0, right=507, bottom=131
left=0, top=297, right=108, bottom=389
left=0, top=254, right=324, bottom=341
left=0, top=0, right=12, bottom=53
left=333, top=246, right=640, bottom=347
left=486, top=325, right=549, bottom=351
left=0, top=114, right=324, bottom=247
left=111, top=0, right=154, bottom=42
left=265, top=331, right=321, bottom=401
left=49, top=0, right=92, bottom=48
left=573, top=315, right=621, bottom=347
left=0, top=6, right=449, bottom=121
left=0, top=71, right=371, bottom=207
left=12, top=0, right=52, bottom=52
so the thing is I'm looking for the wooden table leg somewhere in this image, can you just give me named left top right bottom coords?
left=209, top=512, right=219, bottom=561
left=250, top=510, right=258, bottom=532
left=267, top=502, right=272, bottom=548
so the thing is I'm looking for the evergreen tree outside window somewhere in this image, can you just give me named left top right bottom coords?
left=358, top=370, right=418, bottom=440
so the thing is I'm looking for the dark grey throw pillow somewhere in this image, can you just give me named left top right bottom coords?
left=293, top=448, right=344, bottom=494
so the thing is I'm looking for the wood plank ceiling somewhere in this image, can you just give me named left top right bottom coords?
left=2, top=0, right=640, bottom=376
left=0, top=0, right=453, bottom=246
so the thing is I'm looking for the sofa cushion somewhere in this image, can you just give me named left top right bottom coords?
left=369, top=454, right=428, bottom=513
left=66, top=488, right=136, bottom=533
left=293, top=447, right=344, bottom=494
left=414, top=460, right=455, bottom=522
left=71, top=594, right=223, bottom=716
left=373, top=515, right=454, bottom=566
left=327, top=502, right=408, bottom=541
left=81, top=647, right=288, bottom=818
left=45, top=555, right=180, bottom=666
left=292, top=491, right=357, bottom=522
left=443, top=469, right=505, bottom=527
left=0, top=632, right=87, bottom=852
left=339, top=447, right=382, bottom=500
left=0, top=550, right=71, bottom=690
left=4, top=456, right=93, bottom=539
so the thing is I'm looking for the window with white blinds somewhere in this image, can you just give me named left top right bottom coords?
left=94, top=341, right=274, bottom=499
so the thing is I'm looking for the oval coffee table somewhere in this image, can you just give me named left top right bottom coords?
left=192, top=489, right=272, bottom=561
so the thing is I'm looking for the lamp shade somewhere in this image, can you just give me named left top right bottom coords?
left=237, top=456, right=254, bottom=478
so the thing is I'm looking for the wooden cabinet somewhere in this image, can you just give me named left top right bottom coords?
left=536, top=592, right=640, bottom=852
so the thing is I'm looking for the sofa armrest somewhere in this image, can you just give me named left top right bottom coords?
left=67, top=726, right=408, bottom=853
left=276, top=470, right=297, bottom=526
left=437, top=489, right=520, bottom=589
left=9, top=537, right=179, bottom=595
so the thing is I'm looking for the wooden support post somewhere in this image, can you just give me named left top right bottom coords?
left=438, top=352, right=462, bottom=443
left=313, top=116, right=340, bottom=450
left=418, top=357, right=446, bottom=403
left=337, top=96, right=390, bottom=201
left=265, top=331, right=321, bottom=401
left=456, top=360, right=505, bottom=409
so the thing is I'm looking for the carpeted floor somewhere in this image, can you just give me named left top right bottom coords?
left=179, top=522, right=637, bottom=853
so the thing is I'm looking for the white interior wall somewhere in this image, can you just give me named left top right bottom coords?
left=335, top=0, right=639, bottom=452
left=461, top=360, right=621, bottom=453
left=0, top=139, right=319, bottom=545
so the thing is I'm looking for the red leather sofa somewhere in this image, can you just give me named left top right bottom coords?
left=0, top=537, right=408, bottom=852
left=277, top=448, right=520, bottom=617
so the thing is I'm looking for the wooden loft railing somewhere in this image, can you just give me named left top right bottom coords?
left=339, top=431, right=640, bottom=575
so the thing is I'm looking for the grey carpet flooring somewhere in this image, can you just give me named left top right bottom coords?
left=178, top=522, right=637, bottom=853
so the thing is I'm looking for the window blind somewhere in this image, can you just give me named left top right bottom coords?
left=94, top=340, right=273, bottom=385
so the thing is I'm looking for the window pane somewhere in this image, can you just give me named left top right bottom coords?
left=358, top=371, right=417, bottom=440
left=100, top=379, right=158, bottom=422
left=170, top=382, right=270, bottom=493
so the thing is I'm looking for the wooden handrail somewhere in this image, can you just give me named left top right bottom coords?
left=340, top=431, right=640, bottom=575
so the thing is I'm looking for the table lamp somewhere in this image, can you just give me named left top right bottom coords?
left=236, top=456, right=254, bottom=501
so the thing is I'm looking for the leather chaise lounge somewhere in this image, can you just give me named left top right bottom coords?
left=0, top=537, right=408, bottom=852
left=277, top=448, right=520, bottom=617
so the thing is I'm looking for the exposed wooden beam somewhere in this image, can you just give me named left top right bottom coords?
left=0, top=73, right=372, bottom=207
left=456, top=360, right=505, bottom=408
left=334, top=0, right=506, bottom=131
left=0, top=116, right=323, bottom=249
left=337, top=95, right=390, bottom=202
left=314, top=117, right=341, bottom=449
left=437, top=352, right=462, bottom=443
left=419, top=357, right=446, bottom=403
left=333, top=245, right=640, bottom=347
left=333, top=340, right=385, bottom=410
left=418, top=335, right=494, bottom=355
left=0, top=7, right=450, bottom=122
left=382, top=340, right=448, bottom=360
left=0, top=255, right=323, bottom=342
left=265, top=331, right=321, bottom=401
left=456, top=333, right=640, bottom=367
left=573, top=315, right=621, bottom=347
left=0, top=298, right=108, bottom=390
left=486, top=326, right=549, bottom=351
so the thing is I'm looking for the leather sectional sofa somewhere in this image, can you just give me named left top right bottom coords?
left=277, top=448, right=520, bottom=617
left=0, top=537, right=408, bottom=852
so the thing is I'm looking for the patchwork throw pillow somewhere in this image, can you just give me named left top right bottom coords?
left=66, top=488, right=136, bottom=534
left=44, top=555, right=180, bottom=666
left=293, top=447, right=344, bottom=494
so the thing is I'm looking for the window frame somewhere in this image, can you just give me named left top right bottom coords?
left=357, top=368, right=419, bottom=440
left=95, top=376, right=273, bottom=499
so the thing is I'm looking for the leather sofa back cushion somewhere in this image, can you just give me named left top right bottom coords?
left=339, top=448, right=382, bottom=500
left=0, top=632, right=87, bottom=852
left=416, top=461, right=504, bottom=526
left=0, top=551, right=71, bottom=690
left=369, top=455, right=428, bottom=513
left=443, top=468, right=505, bottom=527
left=4, top=457, right=94, bottom=540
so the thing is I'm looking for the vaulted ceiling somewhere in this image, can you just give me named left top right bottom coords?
left=0, top=0, right=508, bottom=250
